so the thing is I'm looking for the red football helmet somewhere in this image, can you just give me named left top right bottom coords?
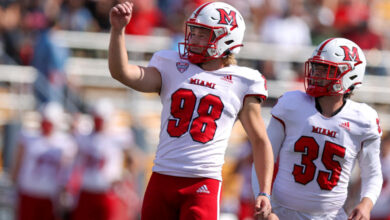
left=304, top=38, right=366, bottom=97
left=179, top=2, right=245, bottom=64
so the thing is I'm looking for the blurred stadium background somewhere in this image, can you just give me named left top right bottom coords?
left=0, top=0, right=390, bottom=219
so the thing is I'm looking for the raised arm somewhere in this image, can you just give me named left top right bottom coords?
left=109, top=2, right=161, bottom=93
left=239, top=96, right=274, bottom=219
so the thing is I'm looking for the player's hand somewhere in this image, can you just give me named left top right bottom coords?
left=266, top=213, right=279, bottom=220
left=254, top=195, right=272, bottom=219
left=110, top=1, right=133, bottom=31
left=348, top=198, right=372, bottom=220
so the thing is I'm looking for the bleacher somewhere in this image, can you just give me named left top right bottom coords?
left=1, top=30, right=390, bottom=133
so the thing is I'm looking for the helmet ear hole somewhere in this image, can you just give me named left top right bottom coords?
left=225, top=40, right=234, bottom=45
left=349, top=75, right=357, bottom=80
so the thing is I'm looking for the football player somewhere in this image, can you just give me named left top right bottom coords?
left=71, top=99, right=138, bottom=220
left=109, top=1, right=274, bottom=219
left=252, top=38, right=383, bottom=220
left=12, top=102, right=77, bottom=220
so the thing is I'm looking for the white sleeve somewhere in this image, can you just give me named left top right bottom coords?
left=267, top=116, right=285, bottom=162
left=358, top=137, right=383, bottom=205
left=245, top=70, right=268, bottom=101
left=147, top=50, right=170, bottom=81
left=148, top=52, right=163, bottom=72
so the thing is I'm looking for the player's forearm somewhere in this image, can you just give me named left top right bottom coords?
left=252, top=139, right=274, bottom=194
left=108, top=29, right=133, bottom=82
left=240, top=98, right=274, bottom=194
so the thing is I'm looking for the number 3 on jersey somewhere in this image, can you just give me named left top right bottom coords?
left=167, top=88, right=224, bottom=144
left=292, top=136, right=346, bottom=190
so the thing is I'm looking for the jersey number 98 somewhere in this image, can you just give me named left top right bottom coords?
left=167, top=88, right=224, bottom=144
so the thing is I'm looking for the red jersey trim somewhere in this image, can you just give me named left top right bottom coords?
left=271, top=114, right=285, bottom=132
left=244, top=94, right=267, bottom=103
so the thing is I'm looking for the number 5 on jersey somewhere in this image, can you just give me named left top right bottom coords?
left=167, top=88, right=224, bottom=144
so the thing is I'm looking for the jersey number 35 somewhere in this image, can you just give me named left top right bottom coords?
left=293, top=136, right=346, bottom=190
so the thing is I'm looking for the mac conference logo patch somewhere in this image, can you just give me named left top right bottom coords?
left=176, top=62, right=189, bottom=73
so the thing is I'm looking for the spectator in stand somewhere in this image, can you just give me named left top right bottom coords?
left=333, top=0, right=382, bottom=51
left=58, top=0, right=98, bottom=31
left=260, top=0, right=311, bottom=47
left=17, top=1, right=45, bottom=66
left=87, top=0, right=117, bottom=32
left=259, top=0, right=312, bottom=81
left=0, top=1, right=22, bottom=64
left=342, top=21, right=382, bottom=52
left=333, top=0, right=386, bottom=76
left=32, top=21, right=70, bottom=106
left=370, top=0, right=390, bottom=50
left=304, top=0, right=339, bottom=45
left=333, top=0, right=369, bottom=35
left=30, top=0, right=86, bottom=111
left=124, top=0, right=162, bottom=35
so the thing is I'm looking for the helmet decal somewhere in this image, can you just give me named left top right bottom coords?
left=217, top=9, right=237, bottom=27
left=340, top=46, right=361, bottom=62
left=193, top=2, right=213, bottom=19
left=316, top=38, right=335, bottom=56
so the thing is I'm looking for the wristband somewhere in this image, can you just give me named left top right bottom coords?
left=257, top=192, right=271, bottom=201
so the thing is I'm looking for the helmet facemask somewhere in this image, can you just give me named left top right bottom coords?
left=304, top=57, right=353, bottom=97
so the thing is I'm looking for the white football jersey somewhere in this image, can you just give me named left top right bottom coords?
left=149, top=50, right=268, bottom=180
left=18, top=131, right=77, bottom=197
left=76, top=131, right=132, bottom=191
left=271, top=90, right=382, bottom=213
